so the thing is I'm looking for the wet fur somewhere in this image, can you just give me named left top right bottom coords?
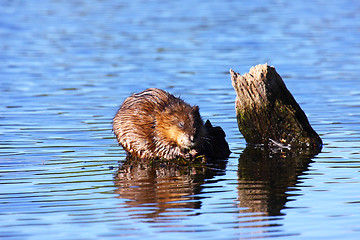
left=113, top=88, right=205, bottom=160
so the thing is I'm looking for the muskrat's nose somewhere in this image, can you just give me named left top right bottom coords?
left=190, top=135, right=196, bottom=143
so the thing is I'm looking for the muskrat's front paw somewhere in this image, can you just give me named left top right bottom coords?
left=183, top=149, right=198, bottom=160
left=189, top=149, right=198, bottom=157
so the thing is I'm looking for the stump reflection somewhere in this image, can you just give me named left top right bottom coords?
left=237, top=147, right=319, bottom=216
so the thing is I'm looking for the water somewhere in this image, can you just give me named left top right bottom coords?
left=1, top=0, right=360, bottom=239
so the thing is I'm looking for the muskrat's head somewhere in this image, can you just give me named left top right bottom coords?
left=156, top=104, right=205, bottom=149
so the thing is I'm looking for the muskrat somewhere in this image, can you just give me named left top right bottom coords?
left=113, top=88, right=230, bottom=160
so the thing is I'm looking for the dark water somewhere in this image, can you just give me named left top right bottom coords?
left=1, top=0, right=360, bottom=239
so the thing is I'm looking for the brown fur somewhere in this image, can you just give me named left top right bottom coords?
left=113, top=88, right=205, bottom=160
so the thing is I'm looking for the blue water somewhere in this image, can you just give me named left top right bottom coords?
left=1, top=0, right=360, bottom=239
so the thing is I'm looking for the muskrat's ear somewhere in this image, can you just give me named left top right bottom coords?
left=192, top=105, right=199, bottom=112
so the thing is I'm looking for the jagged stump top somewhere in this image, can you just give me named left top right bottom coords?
left=231, top=64, right=322, bottom=150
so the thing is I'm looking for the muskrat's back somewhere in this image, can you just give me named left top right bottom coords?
left=113, top=88, right=205, bottom=160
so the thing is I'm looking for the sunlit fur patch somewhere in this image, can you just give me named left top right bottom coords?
left=157, top=124, right=190, bottom=148
left=176, top=131, right=192, bottom=149
left=155, top=109, right=199, bottom=150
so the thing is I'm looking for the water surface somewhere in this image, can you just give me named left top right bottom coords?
left=1, top=0, right=360, bottom=239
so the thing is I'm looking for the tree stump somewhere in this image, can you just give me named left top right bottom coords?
left=230, top=64, right=322, bottom=150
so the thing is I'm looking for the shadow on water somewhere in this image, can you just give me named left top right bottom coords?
left=113, top=146, right=320, bottom=226
left=113, top=157, right=227, bottom=220
left=237, top=146, right=320, bottom=217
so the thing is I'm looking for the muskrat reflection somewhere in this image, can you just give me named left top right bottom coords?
left=237, top=147, right=318, bottom=217
left=114, top=157, right=227, bottom=220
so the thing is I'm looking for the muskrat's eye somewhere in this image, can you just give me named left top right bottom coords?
left=178, top=122, right=185, bottom=128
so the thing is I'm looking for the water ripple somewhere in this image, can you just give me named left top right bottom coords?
left=1, top=0, right=360, bottom=239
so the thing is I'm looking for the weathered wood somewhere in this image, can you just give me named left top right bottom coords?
left=230, top=64, right=322, bottom=150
